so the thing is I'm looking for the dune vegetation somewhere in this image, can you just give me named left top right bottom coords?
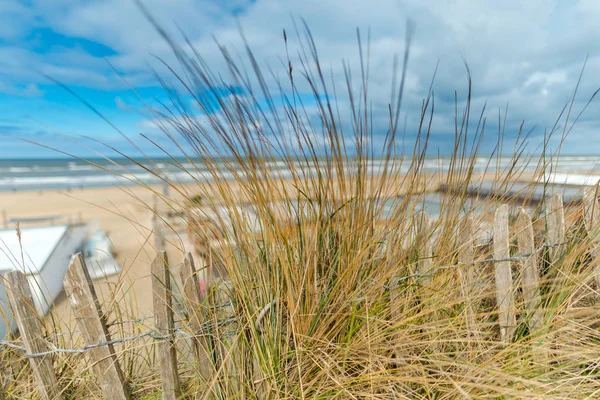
left=3, top=19, right=600, bottom=399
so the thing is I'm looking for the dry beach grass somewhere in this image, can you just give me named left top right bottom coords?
left=2, top=20, right=600, bottom=399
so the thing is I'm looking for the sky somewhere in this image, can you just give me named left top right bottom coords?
left=0, top=0, right=599, bottom=159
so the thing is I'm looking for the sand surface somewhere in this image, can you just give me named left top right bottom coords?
left=0, top=184, right=195, bottom=330
left=0, top=172, right=445, bottom=330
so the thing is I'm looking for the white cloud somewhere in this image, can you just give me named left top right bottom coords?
left=0, top=0, right=599, bottom=154
left=0, top=2, right=34, bottom=40
left=525, top=71, right=568, bottom=88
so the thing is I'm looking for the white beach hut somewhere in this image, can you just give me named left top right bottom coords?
left=0, top=224, right=88, bottom=338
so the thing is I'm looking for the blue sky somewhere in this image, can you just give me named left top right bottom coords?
left=0, top=0, right=599, bottom=158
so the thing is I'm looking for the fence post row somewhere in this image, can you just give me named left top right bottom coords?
left=5, top=271, right=63, bottom=400
left=151, top=251, right=182, bottom=400
left=63, top=253, right=130, bottom=400
left=8, top=190, right=600, bottom=398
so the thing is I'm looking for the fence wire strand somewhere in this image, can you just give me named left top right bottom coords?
left=0, top=316, right=240, bottom=358
left=385, top=240, right=568, bottom=288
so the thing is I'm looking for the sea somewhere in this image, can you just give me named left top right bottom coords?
left=1, top=156, right=600, bottom=193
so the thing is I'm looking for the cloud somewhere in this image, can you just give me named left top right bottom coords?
left=114, top=96, right=129, bottom=111
left=0, top=82, right=44, bottom=97
left=0, top=2, right=34, bottom=40
left=0, top=0, right=599, bottom=157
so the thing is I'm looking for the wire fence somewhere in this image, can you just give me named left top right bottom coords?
left=0, top=239, right=571, bottom=359
left=2, top=191, right=597, bottom=400
left=386, top=239, right=569, bottom=288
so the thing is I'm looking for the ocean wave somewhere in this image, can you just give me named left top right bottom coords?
left=8, top=167, right=32, bottom=173
left=0, top=170, right=219, bottom=189
left=0, top=175, right=119, bottom=187
left=68, top=165, right=96, bottom=171
left=2, top=156, right=600, bottom=191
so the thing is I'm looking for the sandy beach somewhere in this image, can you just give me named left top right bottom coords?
left=0, top=172, right=445, bottom=326
left=1, top=168, right=553, bottom=334
left=0, top=184, right=197, bottom=330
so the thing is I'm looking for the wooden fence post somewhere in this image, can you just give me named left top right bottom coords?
left=414, top=211, right=440, bottom=352
left=515, top=208, right=549, bottom=366
left=416, top=211, right=433, bottom=289
left=457, top=216, right=479, bottom=342
left=153, top=198, right=165, bottom=252
left=493, top=204, right=516, bottom=343
left=5, top=271, right=63, bottom=400
left=583, top=185, right=600, bottom=292
left=546, top=194, right=566, bottom=266
left=179, top=253, right=210, bottom=378
left=515, top=209, right=543, bottom=333
left=458, top=216, right=476, bottom=297
left=151, top=252, right=181, bottom=400
left=399, top=218, right=416, bottom=252
left=63, top=253, right=130, bottom=400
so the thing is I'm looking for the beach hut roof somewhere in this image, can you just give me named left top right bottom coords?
left=0, top=225, right=69, bottom=274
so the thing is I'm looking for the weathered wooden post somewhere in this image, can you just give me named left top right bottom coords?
left=152, top=197, right=166, bottom=252
left=458, top=216, right=476, bottom=297
left=153, top=216, right=165, bottom=252
left=388, top=218, right=410, bottom=366
left=151, top=252, right=181, bottom=400
left=179, top=253, right=210, bottom=378
left=5, top=271, right=63, bottom=400
left=515, top=208, right=550, bottom=367
left=544, top=193, right=567, bottom=311
left=416, top=211, right=433, bottom=290
left=414, top=210, right=440, bottom=352
left=457, top=215, right=479, bottom=343
left=63, top=253, right=130, bottom=400
left=493, top=204, right=516, bottom=343
left=515, top=209, right=543, bottom=333
left=546, top=194, right=566, bottom=267
left=583, top=185, right=600, bottom=292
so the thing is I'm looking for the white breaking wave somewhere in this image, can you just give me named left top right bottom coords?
left=538, top=173, right=600, bottom=186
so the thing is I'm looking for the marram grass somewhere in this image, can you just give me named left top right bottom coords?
left=3, top=21, right=600, bottom=400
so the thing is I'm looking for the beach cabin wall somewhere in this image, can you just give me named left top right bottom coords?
left=25, top=225, right=88, bottom=315
left=0, top=225, right=88, bottom=338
